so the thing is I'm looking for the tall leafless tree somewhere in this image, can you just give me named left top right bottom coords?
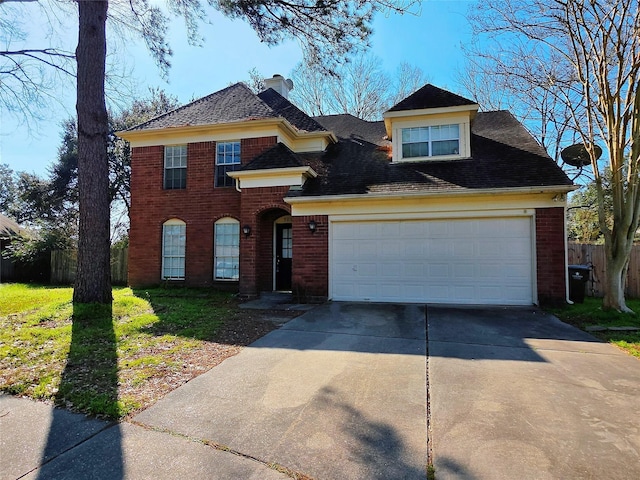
left=466, top=0, right=640, bottom=312
left=289, top=54, right=427, bottom=120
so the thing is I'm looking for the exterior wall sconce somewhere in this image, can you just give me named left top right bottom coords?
left=308, top=220, right=317, bottom=233
left=242, top=225, right=251, bottom=237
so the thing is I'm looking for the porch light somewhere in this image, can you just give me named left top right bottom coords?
left=242, top=225, right=251, bottom=237
left=308, top=220, right=317, bottom=233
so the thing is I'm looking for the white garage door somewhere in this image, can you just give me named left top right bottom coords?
left=330, top=217, right=534, bottom=305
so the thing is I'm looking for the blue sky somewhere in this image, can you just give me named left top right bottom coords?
left=0, top=1, right=473, bottom=176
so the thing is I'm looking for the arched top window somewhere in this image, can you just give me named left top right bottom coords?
left=214, top=217, right=239, bottom=281
left=162, top=219, right=186, bottom=280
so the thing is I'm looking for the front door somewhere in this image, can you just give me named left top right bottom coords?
left=275, top=223, right=292, bottom=291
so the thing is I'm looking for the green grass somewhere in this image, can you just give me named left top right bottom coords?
left=548, top=297, right=640, bottom=358
left=0, top=284, right=238, bottom=418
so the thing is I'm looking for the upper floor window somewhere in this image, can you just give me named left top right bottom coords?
left=215, top=141, right=241, bottom=187
left=162, top=219, right=186, bottom=280
left=401, top=124, right=460, bottom=159
left=164, top=145, right=187, bottom=189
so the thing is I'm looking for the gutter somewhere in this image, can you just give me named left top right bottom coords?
left=284, top=184, right=578, bottom=204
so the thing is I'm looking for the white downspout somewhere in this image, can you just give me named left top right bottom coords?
left=564, top=203, right=573, bottom=304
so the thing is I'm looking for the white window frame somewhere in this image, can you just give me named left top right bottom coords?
left=215, top=141, right=241, bottom=187
left=162, top=219, right=186, bottom=280
left=392, top=115, right=471, bottom=163
left=214, top=217, right=240, bottom=281
left=164, top=145, right=187, bottom=189
left=401, top=124, right=460, bottom=158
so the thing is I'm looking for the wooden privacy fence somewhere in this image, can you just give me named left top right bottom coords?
left=51, top=248, right=128, bottom=285
left=567, top=243, right=640, bottom=298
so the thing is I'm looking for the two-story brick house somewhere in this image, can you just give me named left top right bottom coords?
left=118, top=75, right=573, bottom=305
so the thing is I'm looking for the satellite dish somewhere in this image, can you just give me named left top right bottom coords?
left=561, top=143, right=602, bottom=167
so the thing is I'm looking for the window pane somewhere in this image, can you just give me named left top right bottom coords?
left=432, top=139, right=460, bottom=156
left=164, top=146, right=187, bottom=190
left=214, top=220, right=239, bottom=280
left=162, top=223, right=186, bottom=280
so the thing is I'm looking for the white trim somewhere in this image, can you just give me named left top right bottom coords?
left=285, top=185, right=577, bottom=205
left=117, top=118, right=337, bottom=151
left=272, top=216, right=293, bottom=291
left=393, top=118, right=470, bottom=162
left=530, top=214, right=539, bottom=305
left=383, top=104, right=479, bottom=121
left=328, top=209, right=535, bottom=223
left=161, top=219, right=186, bottom=280
left=228, top=166, right=317, bottom=189
left=213, top=217, right=240, bottom=281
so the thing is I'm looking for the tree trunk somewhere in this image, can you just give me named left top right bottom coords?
left=73, top=0, right=112, bottom=304
left=602, top=232, right=634, bottom=313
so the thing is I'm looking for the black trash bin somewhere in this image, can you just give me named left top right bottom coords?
left=568, top=265, right=591, bottom=303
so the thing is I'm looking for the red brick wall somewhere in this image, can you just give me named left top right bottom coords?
left=292, top=215, right=329, bottom=302
left=241, top=137, right=277, bottom=165
left=129, top=137, right=277, bottom=287
left=536, top=207, right=567, bottom=305
left=238, top=187, right=290, bottom=297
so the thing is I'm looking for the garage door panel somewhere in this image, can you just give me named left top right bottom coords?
left=331, top=218, right=534, bottom=305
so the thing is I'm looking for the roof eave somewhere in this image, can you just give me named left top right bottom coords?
left=285, top=184, right=577, bottom=204
left=228, top=166, right=318, bottom=180
left=383, top=104, right=480, bottom=138
left=116, top=118, right=337, bottom=145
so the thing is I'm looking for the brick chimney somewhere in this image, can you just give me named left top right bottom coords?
left=264, top=74, right=294, bottom=99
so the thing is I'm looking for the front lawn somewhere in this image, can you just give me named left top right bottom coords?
left=0, top=284, right=277, bottom=418
left=548, top=297, right=640, bottom=358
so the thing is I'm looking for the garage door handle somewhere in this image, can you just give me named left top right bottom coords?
left=352, top=265, right=357, bottom=272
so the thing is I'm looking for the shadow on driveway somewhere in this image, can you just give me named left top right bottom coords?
left=428, top=305, right=640, bottom=480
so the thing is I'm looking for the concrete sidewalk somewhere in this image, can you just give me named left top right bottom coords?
left=428, top=306, right=640, bottom=480
left=0, top=395, right=288, bottom=480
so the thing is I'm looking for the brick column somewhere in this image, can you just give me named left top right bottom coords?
left=536, top=207, right=567, bottom=305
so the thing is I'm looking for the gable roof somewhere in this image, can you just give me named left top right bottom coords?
left=0, top=214, right=20, bottom=238
left=387, top=84, right=477, bottom=112
left=257, top=89, right=326, bottom=133
left=128, top=83, right=326, bottom=134
left=291, top=111, right=572, bottom=198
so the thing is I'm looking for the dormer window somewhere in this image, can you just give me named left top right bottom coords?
left=383, top=83, right=479, bottom=164
left=401, top=125, right=460, bottom=159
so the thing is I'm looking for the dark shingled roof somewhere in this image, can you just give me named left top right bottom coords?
left=288, top=111, right=571, bottom=198
left=314, top=114, right=389, bottom=146
left=257, top=89, right=326, bottom=133
left=387, top=84, right=477, bottom=112
left=129, top=83, right=326, bottom=133
left=242, top=143, right=303, bottom=170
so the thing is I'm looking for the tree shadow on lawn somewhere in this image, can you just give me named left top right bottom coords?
left=36, top=303, right=123, bottom=478
left=131, top=287, right=281, bottom=344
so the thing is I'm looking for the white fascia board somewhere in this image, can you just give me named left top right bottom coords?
left=383, top=104, right=480, bottom=137
left=285, top=185, right=577, bottom=204
left=383, top=104, right=480, bottom=120
left=117, top=118, right=336, bottom=149
left=228, top=166, right=317, bottom=189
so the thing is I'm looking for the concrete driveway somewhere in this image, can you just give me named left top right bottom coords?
left=134, top=302, right=428, bottom=480
left=428, top=306, right=640, bottom=480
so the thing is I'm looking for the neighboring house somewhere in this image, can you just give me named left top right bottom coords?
left=118, top=76, right=574, bottom=305
left=0, top=213, right=20, bottom=282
